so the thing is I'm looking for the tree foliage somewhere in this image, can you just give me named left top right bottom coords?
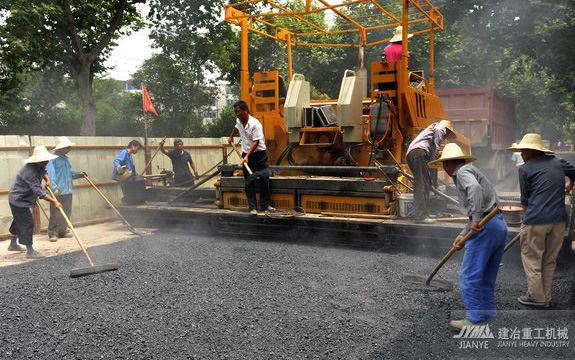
left=0, top=0, right=143, bottom=134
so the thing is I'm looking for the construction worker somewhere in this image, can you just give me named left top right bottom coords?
left=406, top=119, right=455, bottom=223
left=113, top=139, right=142, bottom=199
left=8, top=146, right=62, bottom=258
left=429, top=143, right=507, bottom=330
left=227, top=100, right=274, bottom=215
left=159, top=138, right=199, bottom=187
left=383, top=26, right=412, bottom=62
left=510, top=142, right=524, bottom=167
left=508, top=134, right=575, bottom=308
left=46, top=136, right=84, bottom=242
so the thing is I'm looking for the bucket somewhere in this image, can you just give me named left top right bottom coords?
left=500, top=205, right=523, bottom=225
left=398, top=193, right=414, bottom=218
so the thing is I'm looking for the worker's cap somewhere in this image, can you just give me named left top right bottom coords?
left=428, top=143, right=476, bottom=169
left=390, top=26, right=413, bottom=43
left=507, top=133, right=553, bottom=154
left=438, top=119, right=455, bottom=134
left=52, top=136, right=76, bottom=152
left=25, top=146, right=58, bottom=164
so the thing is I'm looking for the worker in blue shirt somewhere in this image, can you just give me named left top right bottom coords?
left=46, top=137, right=84, bottom=242
left=113, top=140, right=142, bottom=200
left=113, top=140, right=142, bottom=181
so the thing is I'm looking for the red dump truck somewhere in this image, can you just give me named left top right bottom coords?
left=436, top=86, right=516, bottom=182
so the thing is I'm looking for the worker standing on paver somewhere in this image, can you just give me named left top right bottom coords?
left=508, top=134, right=575, bottom=308
left=429, top=143, right=507, bottom=330
left=46, top=137, right=84, bottom=242
left=113, top=140, right=142, bottom=199
left=159, top=138, right=199, bottom=187
left=8, top=146, right=62, bottom=258
left=383, top=26, right=412, bottom=62
left=227, top=100, right=274, bottom=215
left=406, top=119, right=455, bottom=223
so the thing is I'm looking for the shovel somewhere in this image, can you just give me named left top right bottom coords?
left=402, top=207, right=500, bottom=290
left=230, top=142, right=260, bottom=185
left=46, top=187, right=119, bottom=278
left=81, top=173, right=142, bottom=235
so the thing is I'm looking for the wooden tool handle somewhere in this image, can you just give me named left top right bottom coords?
left=82, top=174, right=138, bottom=235
left=504, top=233, right=521, bottom=253
left=231, top=142, right=253, bottom=175
left=425, top=206, right=500, bottom=285
left=46, top=187, right=95, bottom=266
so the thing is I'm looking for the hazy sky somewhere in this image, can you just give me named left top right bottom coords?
left=103, top=1, right=340, bottom=81
left=104, top=4, right=155, bottom=81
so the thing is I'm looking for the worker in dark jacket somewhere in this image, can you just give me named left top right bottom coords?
left=429, top=143, right=507, bottom=330
left=508, top=134, right=575, bottom=308
left=406, top=119, right=455, bottom=223
left=8, top=146, right=62, bottom=258
left=159, top=138, right=199, bottom=187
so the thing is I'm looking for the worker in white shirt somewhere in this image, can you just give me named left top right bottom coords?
left=227, top=100, right=274, bottom=215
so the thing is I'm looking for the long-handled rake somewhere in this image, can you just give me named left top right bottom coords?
left=402, top=207, right=501, bottom=290
left=46, top=187, right=119, bottom=278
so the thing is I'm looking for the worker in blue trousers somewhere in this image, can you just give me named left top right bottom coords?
left=429, top=143, right=508, bottom=330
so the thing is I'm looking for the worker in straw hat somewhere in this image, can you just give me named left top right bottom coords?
left=406, top=119, right=456, bottom=224
left=383, top=25, right=413, bottom=62
left=429, top=143, right=507, bottom=330
left=46, top=137, right=85, bottom=242
left=507, top=133, right=575, bottom=308
left=7, top=146, right=62, bottom=258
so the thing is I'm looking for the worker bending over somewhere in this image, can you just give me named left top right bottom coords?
left=46, top=137, right=84, bottom=242
left=406, top=119, right=455, bottom=223
left=113, top=140, right=142, bottom=201
left=8, top=146, right=62, bottom=258
left=429, top=143, right=507, bottom=330
left=227, top=100, right=274, bottom=215
left=159, top=138, right=199, bottom=187
left=508, top=134, right=575, bottom=308
left=383, top=26, right=412, bottom=62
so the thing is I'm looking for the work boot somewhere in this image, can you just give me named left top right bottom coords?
left=517, top=295, right=549, bottom=308
left=49, top=235, right=59, bottom=242
left=7, top=243, right=25, bottom=252
left=415, top=217, right=436, bottom=224
left=449, top=319, right=474, bottom=331
left=26, top=250, right=45, bottom=259
left=59, top=230, right=73, bottom=238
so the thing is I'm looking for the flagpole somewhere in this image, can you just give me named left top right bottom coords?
left=142, top=82, right=151, bottom=178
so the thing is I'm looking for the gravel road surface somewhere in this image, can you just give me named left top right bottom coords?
left=1, top=232, right=573, bottom=359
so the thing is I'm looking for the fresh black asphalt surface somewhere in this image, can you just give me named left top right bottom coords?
left=1, top=231, right=573, bottom=359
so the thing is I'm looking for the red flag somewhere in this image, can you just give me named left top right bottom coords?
left=141, top=83, right=158, bottom=116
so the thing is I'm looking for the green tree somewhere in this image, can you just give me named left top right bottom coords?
left=131, top=54, right=213, bottom=137
left=0, top=0, right=143, bottom=135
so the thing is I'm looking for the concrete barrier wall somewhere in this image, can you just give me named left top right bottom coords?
left=0, top=136, right=240, bottom=237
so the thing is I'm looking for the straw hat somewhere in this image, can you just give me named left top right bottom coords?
left=52, top=136, right=76, bottom=152
left=390, top=26, right=413, bottom=43
left=428, top=143, right=476, bottom=169
left=25, top=146, right=58, bottom=164
left=507, top=133, right=553, bottom=154
left=438, top=119, right=455, bottom=134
